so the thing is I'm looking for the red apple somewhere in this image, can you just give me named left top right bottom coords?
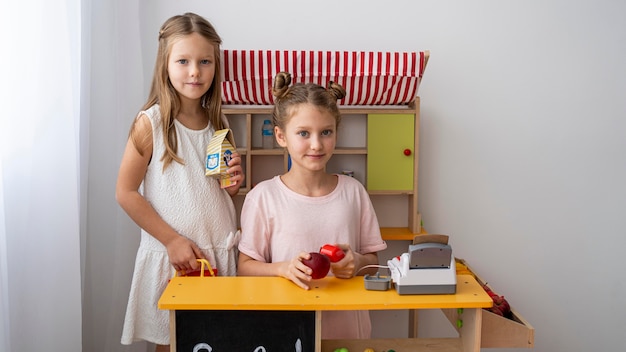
left=302, top=252, right=331, bottom=279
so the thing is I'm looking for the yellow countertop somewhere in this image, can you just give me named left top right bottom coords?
left=159, top=275, right=492, bottom=311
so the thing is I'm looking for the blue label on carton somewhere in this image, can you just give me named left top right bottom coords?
left=206, top=153, right=219, bottom=171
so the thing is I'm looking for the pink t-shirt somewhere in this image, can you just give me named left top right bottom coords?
left=238, top=174, right=387, bottom=339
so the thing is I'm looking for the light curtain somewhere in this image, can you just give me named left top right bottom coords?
left=0, top=1, right=83, bottom=351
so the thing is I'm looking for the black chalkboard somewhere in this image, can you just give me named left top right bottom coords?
left=175, top=310, right=316, bottom=351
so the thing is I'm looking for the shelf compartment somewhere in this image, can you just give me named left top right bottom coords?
left=223, top=102, right=422, bottom=233
left=322, top=337, right=463, bottom=352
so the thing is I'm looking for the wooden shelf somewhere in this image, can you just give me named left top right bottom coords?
left=322, top=337, right=462, bottom=352
left=381, top=227, right=427, bottom=241
left=224, top=101, right=423, bottom=233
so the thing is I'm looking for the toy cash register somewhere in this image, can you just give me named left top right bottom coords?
left=388, top=234, right=457, bottom=294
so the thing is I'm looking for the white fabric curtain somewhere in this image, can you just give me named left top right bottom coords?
left=0, top=1, right=83, bottom=351
left=1, top=0, right=149, bottom=350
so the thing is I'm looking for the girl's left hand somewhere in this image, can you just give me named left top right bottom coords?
left=330, top=244, right=379, bottom=278
left=224, top=152, right=244, bottom=196
left=329, top=244, right=357, bottom=279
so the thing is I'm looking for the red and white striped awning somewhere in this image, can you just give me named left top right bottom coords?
left=221, top=50, right=428, bottom=106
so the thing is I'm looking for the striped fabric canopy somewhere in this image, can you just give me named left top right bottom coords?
left=221, top=50, right=429, bottom=106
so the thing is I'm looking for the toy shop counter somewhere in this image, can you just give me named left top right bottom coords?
left=159, top=275, right=491, bottom=352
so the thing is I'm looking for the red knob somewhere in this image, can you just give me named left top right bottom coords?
left=403, top=149, right=412, bottom=156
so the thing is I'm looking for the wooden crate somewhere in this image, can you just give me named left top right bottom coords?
left=322, top=259, right=534, bottom=351
left=446, top=259, right=535, bottom=348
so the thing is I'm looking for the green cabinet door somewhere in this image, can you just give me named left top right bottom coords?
left=367, top=114, right=414, bottom=191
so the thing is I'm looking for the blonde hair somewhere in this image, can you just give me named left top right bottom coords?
left=271, top=72, right=346, bottom=130
left=129, top=12, right=225, bottom=170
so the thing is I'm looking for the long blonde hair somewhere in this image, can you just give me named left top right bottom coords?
left=130, top=12, right=226, bottom=169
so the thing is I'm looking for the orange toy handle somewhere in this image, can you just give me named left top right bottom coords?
left=173, top=259, right=217, bottom=278
left=196, top=259, right=216, bottom=277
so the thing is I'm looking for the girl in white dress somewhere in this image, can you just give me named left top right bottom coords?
left=115, top=13, right=244, bottom=352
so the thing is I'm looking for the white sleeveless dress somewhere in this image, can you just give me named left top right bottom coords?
left=121, top=104, right=239, bottom=345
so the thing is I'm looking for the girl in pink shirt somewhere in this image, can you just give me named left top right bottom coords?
left=237, top=72, right=387, bottom=339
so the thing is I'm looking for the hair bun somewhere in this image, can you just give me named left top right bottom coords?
left=272, top=72, right=292, bottom=99
left=327, top=81, right=346, bottom=101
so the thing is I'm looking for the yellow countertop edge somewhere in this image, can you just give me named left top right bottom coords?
left=159, top=275, right=492, bottom=311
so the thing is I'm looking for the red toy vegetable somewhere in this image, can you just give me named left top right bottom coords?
left=483, top=284, right=512, bottom=318
left=320, top=244, right=345, bottom=262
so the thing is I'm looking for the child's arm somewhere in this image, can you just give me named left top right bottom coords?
left=330, top=244, right=379, bottom=279
left=238, top=252, right=315, bottom=290
left=115, top=114, right=205, bottom=272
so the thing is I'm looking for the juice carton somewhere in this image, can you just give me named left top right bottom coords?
left=205, top=129, right=237, bottom=188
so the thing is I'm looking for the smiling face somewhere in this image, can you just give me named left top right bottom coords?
left=167, top=32, right=216, bottom=104
left=275, top=103, right=337, bottom=173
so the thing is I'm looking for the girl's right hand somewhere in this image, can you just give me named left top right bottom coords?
left=166, top=235, right=206, bottom=272
left=280, top=252, right=313, bottom=290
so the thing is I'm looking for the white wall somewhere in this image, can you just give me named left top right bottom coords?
left=89, top=1, right=626, bottom=351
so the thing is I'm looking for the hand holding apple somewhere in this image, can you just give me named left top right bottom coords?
left=301, top=245, right=345, bottom=280
left=301, top=252, right=331, bottom=279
